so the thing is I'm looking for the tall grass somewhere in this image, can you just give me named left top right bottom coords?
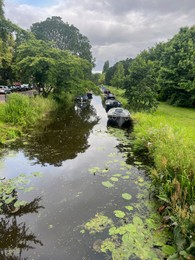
left=0, top=93, right=56, bottom=143
left=132, top=105, right=195, bottom=257
left=108, top=86, right=195, bottom=256
left=3, top=93, right=56, bottom=126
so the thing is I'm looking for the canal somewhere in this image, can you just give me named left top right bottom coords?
left=0, top=95, right=174, bottom=259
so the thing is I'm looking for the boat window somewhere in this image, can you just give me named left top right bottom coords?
left=115, top=108, right=123, bottom=113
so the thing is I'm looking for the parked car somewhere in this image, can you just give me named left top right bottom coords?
left=0, top=86, right=11, bottom=94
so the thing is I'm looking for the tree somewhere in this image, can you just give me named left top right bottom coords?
left=14, top=38, right=92, bottom=96
left=102, top=60, right=109, bottom=74
left=158, top=26, right=195, bottom=107
left=110, top=62, right=125, bottom=88
left=30, top=16, right=95, bottom=66
left=124, top=50, right=158, bottom=112
left=0, top=0, right=4, bottom=18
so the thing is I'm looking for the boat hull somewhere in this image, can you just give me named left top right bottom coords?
left=107, top=107, right=132, bottom=128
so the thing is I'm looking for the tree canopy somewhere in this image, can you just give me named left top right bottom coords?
left=14, top=38, right=93, bottom=96
left=30, top=16, right=95, bottom=66
left=104, top=26, right=195, bottom=110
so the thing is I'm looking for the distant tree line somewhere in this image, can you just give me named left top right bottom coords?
left=0, top=0, right=95, bottom=97
left=102, top=26, right=195, bottom=110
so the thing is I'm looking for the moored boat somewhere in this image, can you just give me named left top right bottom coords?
left=107, top=107, right=132, bottom=127
left=105, top=99, right=122, bottom=112
left=75, top=95, right=89, bottom=103
left=104, top=93, right=115, bottom=100
left=86, top=92, right=93, bottom=99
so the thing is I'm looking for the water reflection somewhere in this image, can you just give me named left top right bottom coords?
left=0, top=197, right=44, bottom=260
left=10, top=104, right=99, bottom=167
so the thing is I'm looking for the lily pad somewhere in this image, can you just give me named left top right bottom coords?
left=110, top=177, right=119, bottom=182
left=88, top=167, right=100, bottom=174
left=125, top=206, right=134, bottom=211
left=102, top=181, right=114, bottom=188
left=122, top=193, right=132, bottom=200
left=114, top=210, right=126, bottom=218
left=113, top=174, right=122, bottom=177
left=84, top=213, right=113, bottom=234
left=101, top=239, right=115, bottom=253
left=138, top=177, right=144, bottom=183
left=122, top=175, right=130, bottom=180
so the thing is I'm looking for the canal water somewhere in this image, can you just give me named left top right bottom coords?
left=0, top=95, right=173, bottom=260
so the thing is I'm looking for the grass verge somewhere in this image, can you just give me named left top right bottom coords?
left=0, top=93, right=56, bottom=144
left=109, top=86, right=195, bottom=258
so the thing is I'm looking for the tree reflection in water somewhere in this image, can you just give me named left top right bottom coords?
left=10, top=104, right=99, bottom=167
left=0, top=197, right=44, bottom=260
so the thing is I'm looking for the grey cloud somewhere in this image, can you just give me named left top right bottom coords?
left=4, top=0, right=195, bottom=71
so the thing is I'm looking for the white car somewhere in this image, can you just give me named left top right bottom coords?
left=0, top=86, right=11, bottom=94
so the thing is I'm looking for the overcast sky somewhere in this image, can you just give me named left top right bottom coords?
left=4, top=0, right=195, bottom=72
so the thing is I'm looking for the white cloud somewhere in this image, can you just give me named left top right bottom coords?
left=4, top=0, right=195, bottom=71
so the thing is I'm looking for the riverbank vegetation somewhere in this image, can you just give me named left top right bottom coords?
left=0, top=93, right=56, bottom=144
left=98, top=25, right=195, bottom=258
left=0, top=0, right=98, bottom=142
left=108, top=86, right=195, bottom=258
left=102, top=26, right=195, bottom=112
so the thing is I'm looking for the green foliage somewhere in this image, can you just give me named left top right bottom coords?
left=1, top=93, right=55, bottom=127
left=104, top=26, right=195, bottom=109
left=102, top=60, right=109, bottom=74
left=105, top=58, right=133, bottom=86
left=124, top=50, right=159, bottom=112
left=111, top=62, right=125, bottom=88
left=132, top=103, right=195, bottom=255
left=122, top=193, right=132, bottom=200
left=84, top=213, right=113, bottom=234
left=14, top=38, right=93, bottom=96
left=158, top=26, right=195, bottom=107
left=114, top=210, right=126, bottom=218
left=30, top=16, right=94, bottom=66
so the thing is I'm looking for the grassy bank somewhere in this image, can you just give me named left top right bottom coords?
left=108, top=86, right=195, bottom=258
left=0, top=93, right=57, bottom=144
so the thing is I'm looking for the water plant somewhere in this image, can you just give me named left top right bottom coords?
left=83, top=213, right=113, bottom=234
left=82, top=126, right=179, bottom=259
left=0, top=172, right=43, bottom=214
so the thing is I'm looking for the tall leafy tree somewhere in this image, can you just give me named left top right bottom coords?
left=14, top=38, right=92, bottom=96
left=102, top=60, right=109, bottom=74
left=110, top=62, right=125, bottom=88
left=30, top=16, right=95, bottom=66
left=124, top=50, right=158, bottom=112
left=0, top=0, right=4, bottom=17
left=158, top=26, right=195, bottom=107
